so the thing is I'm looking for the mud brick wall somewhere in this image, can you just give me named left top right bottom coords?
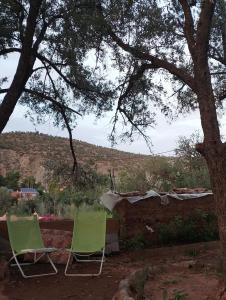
left=114, top=194, right=215, bottom=242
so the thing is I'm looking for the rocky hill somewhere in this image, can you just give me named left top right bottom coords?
left=0, top=132, right=152, bottom=184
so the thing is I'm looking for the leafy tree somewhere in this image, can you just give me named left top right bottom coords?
left=0, top=175, right=5, bottom=187
left=45, top=158, right=109, bottom=190
left=20, top=176, right=36, bottom=188
left=117, top=157, right=174, bottom=192
left=175, top=132, right=205, bottom=171
left=0, top=186, right=14, bottom=214
left=0, top=0, right=113, bottom=172
left=20, top=175, right=43, bottom=190
left=83, top=0, right=226, bottom=271
left=4, top=171, right=20, bottom=190
left=174, top=132, right=210, bottom=188
left=2, top=0, right=226, bottom=276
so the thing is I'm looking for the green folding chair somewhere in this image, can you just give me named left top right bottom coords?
left=7, top=214, right=58, bottom=278
left=65, top=210, right=106, bottom=276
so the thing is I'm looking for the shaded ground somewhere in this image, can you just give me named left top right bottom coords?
left=0, top=241, right=222, bottom=300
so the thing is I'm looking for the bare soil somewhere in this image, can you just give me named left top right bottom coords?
left=0, top=241, right=222, bottom=300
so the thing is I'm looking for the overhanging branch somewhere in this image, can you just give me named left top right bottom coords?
left=106, top=27, right=196, bottom=92
left=0, top=48, right=21, bottom=56
left=23, top=88, right=81, bottom=116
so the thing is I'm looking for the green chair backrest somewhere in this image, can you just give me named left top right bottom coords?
left=71, top=210, right=106, bottom=253
left=6, top=215, right=44, bottom=254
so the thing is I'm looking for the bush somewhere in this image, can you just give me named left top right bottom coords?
left=158, top=210, right=218, bottom=245
left=0, top=187, right=15, bottom=215
left=120, top=234, right=147, bottom=250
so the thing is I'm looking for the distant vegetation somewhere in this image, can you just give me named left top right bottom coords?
left=0, top=132, right=150, bottom=181
left=0, top=169, right=109, bottom=216
left=117, top=133, right=210, bottom=192
left=0, top=132, right=211, bottom=216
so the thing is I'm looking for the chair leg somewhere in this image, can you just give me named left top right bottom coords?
left=64, top=248, right=105, bottom=277
left=9, top=252, right=58, bottom=278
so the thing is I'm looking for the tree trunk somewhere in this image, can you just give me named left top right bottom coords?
left=0, top=0, right=42, bottom=133
left=205, top=149, right=226, bottom=274
left=196, top=85, right=226, bottom=274
left=194, top=58, right=226, bottom=274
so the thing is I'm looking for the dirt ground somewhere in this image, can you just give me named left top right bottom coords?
left=0, top=241, right=222, bottom=300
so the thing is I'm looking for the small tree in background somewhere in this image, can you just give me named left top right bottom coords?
left=0, top=187, right=14, bottom=214
left=4, top=171, right=20, bottom=190
left=175, top=132, right=210, bottom=189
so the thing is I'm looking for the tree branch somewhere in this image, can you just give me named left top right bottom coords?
left=23, top=88, right=81, bottom=116
left=196, top=0, right=216, bottom=59
left=36, top=53, right=99, bottom=95
left=39, top=62, right=79, bottom=175
left=0, top=48, right=21, bottom=56
left=58, top=105, right=78, bottom=176
left=218, top=90, right=226, bottom=102
left=32, top=14, right=63, bottom=53
left=0, top=0, right=43, bottom=133
left=110, top=63, right=154, bottom=149
left=0, top=89, right=9, bottom=94
left=106, top=27, right=196, bottom=92
left=178, top=0, right=196, bottom=56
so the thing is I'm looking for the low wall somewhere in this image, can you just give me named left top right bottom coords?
left=0, top=218, right=120, bottom=255
left=0, top=218, right=119, bottom=240
left=114, top=194, right=215, bottom=242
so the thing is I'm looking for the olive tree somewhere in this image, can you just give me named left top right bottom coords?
left=89, top=0, right=226, bottom=272
left=0, top=0, right=113, bottom=172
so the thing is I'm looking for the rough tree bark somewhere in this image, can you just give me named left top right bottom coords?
left=190, top=0, right=226, bottom=274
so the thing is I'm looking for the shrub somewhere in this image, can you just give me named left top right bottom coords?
left=158, top=210, right=218, bottom=245
left=120, top=234, right=147, bottom=250
left=0, top=187, right=15, bottom=215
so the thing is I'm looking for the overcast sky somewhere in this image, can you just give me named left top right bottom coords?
left=1, top=53, right=223, bottom=156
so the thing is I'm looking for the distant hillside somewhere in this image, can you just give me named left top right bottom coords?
left=0, top=132, right=154, bottom=184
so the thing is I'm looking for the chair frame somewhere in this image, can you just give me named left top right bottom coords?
left=7, top=215, right=58, bottom=278
left=64, top=248, right=105, bottom=276
left=64, top=210, right=106, bottom=277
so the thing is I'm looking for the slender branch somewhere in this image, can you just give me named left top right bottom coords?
left=106, top=27, right=196, bottom=91
left=36, top=53, right=97, bottom=94
left=218, top=90, right=226, bottom=102
left=209, top=53, right=226, bottom=66
left=118, top=106, right=152, bottom=151
left=196, top=0, right=216, bottom=57
left=23, top=88, right=81, bottom=116
left=18, top=2, right=25, bottom=43
left=31, top=66, right=49, bottom=74
left=120, top=63, right=156, bottom=101
left=210, top=71, right=226, bottom=75
left=33, top=14, right=63, bottom=53
left=58, top=106, right=78, bottom=176
left=110, top=63, right=154, bottom=149
left=0, top=89, right=9, bottom=94
left=169, top=83, right=186, bottom=98
left=41, top=63, right=78, bottom=175
left=178, top=0, right=196, bottom=56
left=0, top=48, right=21, bottom=56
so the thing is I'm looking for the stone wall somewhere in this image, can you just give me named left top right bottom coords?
left=114, top=194, right=215, bottom=243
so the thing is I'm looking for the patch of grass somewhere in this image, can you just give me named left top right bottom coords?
left=173, top=289, right=189, bottom=300
left=163, top=278, right=178, bottom=285
left=120, top=234, right=147, bottom=250
left=162, top=288, right=168, bottom=300
left=184, top=248, right=200, bottom=257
